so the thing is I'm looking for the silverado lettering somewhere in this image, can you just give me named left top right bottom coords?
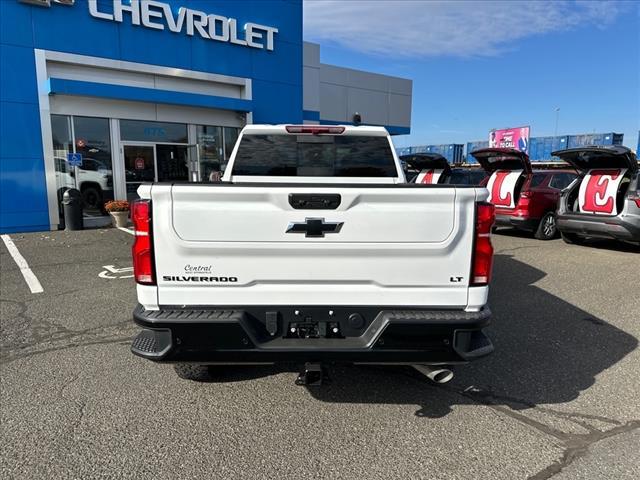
left=163, top=276, right=238, bottom=282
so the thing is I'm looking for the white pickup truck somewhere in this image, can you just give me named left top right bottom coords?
left=130, top=125, right=495, bottom=383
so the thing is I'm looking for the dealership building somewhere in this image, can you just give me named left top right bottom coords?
left=0, top=0, right=412, bottom=233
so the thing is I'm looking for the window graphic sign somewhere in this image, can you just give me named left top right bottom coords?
left=67, top=152, right=83, bottom=167
left=486, top=170, right=523, bottom=208
left=416, top=169, right=444, bottom=184
left=490, top=126, right=530, bottom=154
left=134, top=156, right=146, bottom=170
left=578, top=169, right=627, bottom=215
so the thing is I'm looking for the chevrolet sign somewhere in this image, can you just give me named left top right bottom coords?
left=20, top=0, right=75, bottom=6
left=19, top=0, right=279, bottom=51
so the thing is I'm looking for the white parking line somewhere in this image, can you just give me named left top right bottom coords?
left=117, top=227, right=135, bottom=235
left=1, top=235, right=44, bottom=294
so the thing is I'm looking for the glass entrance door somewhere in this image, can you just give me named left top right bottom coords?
left=123, top=144, right=192, bottom=200
left=156, top=145, right=189, bottom=182
left=124, top=145, right=155, bottom=201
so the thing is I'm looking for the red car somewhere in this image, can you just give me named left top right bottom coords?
left=472, top=148, right=578, bottom=240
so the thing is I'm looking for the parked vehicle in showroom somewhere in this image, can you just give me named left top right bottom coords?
left=471, top=147, right=577, bottom=240
left=130, top=125, right=496, bottom=384
left=401, top=153, right=487, bottom=185
left=554, top=146, right=639, bottom=245
left=55, top=156, right=113, bottom=210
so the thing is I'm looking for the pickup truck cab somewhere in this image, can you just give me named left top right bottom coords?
left=130, top=125, right=495, bottom=382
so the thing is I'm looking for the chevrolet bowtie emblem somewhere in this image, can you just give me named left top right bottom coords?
left=286, top=218, right=344, bottom=238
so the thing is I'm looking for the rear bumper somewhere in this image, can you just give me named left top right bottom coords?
left=495, top=213, right=538, bottom=231
left=131, top=304, right=493, bottom=365
left=557, top=213, right=640, bottom=241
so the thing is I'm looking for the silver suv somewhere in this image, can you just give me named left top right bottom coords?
left=555, top=146, right=639, bottom=245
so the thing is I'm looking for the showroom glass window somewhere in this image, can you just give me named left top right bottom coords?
left=196, top=126, right=223, bottom=181
left=196, top=126, right=240, bottom=181
left=51, top=115, right=73, bottom=224
left=73, top=116, right=113, bottom=215
left=50, top=115, right=113, bottom=223
left=223, top=127, right=239, bottom=164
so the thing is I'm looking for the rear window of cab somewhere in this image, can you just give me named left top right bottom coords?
left=232, top=134, right=398, bottom=177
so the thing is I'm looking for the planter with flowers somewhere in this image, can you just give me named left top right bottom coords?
left=104, top=200, right=130, bottom=228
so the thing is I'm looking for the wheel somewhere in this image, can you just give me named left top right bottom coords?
left=81, top=186, right=102, bottom=210
left=174, top=363, right=218, bottom=381
left=534, top=212, right=557, bottom=240
left=561, top=232, right=584, bottom=245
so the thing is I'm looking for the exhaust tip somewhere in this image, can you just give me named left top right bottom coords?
left=431, top=369, right=454, bottom=384
left=413, top=365, right=454, bottom=384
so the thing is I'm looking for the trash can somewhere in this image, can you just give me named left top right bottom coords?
left=62, top=189, right=83, bottom=231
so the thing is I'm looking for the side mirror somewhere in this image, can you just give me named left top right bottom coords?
left=69, top=170, right=75, bottom=178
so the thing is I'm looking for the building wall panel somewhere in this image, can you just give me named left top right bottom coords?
left=1, top=0, right=305, bottom=232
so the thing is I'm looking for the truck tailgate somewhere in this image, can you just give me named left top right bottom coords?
left=150, top=184, right=482, bottom=307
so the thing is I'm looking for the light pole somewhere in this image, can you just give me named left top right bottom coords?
left=554, top=107, right=560, bottom=137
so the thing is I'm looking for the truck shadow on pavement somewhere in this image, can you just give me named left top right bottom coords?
left=305, top=254, right=638, bottom=418
left=495, top=228, right=640, bottom=253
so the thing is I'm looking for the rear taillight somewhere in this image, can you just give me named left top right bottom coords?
left=472, top=202, right=495, bottom=286
left=285, top=125, right=345, bottom=134
left=131, top=199, right=155, bottom=285
left=516, top=190, right=532, bottom=208
left=628, top=192, right=640, bottom=208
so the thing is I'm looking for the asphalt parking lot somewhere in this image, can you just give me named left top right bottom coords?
left=1, top=228, right=639, bottom=479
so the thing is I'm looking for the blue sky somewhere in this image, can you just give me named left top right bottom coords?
left=303, top=0, right=639, bottom=150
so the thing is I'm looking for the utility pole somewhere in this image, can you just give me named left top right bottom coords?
left=554, top=107, right=560, bottom=137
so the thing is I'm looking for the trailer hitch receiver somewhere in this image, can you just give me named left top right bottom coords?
left=295, top=362, right=327, bottom=386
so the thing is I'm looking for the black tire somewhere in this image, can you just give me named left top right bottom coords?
left=174, top=363, right=217, bottom=382
left=81, top=185, right=103, bottom=210
left=561, top=232, right=584, bottom=245
left=534, top=212, right=557, bottom=240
